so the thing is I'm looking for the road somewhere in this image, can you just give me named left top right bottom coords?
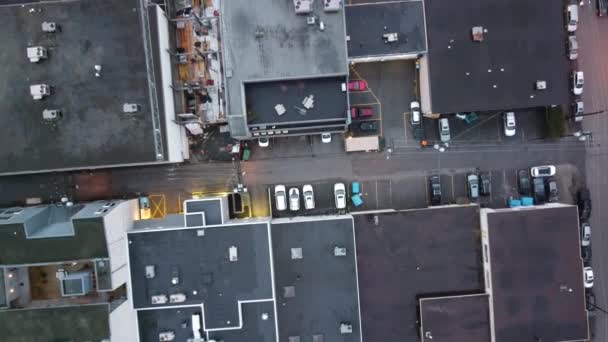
left=578, top=1, right=608, bottom=339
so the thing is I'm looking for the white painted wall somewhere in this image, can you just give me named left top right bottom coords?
left=419, top=55, right=432, bottom=114
left=156, top=5, right=189, bottom=162
left=110, top=299, right=139, bottom=342
left=103, top=200, right=138, bottom=289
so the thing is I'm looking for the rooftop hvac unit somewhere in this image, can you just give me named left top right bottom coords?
left=334, top=246, right=347, bottom=256
left=302, top=94, right=314, bottom=109
left=169, top=293, right=187, bottom=303
left=324, top=0, right=341, bottom=12
left=30, top=84, right=50, bottom=100
left=536, top=80, right=547, bottom=90
left=123, top=103, right=141, bottom=113
left=151, top=294, right=168, bottom=304
left=159, top=331, right=175, bottom=341
left=42, top=22, right=57, bottom=33
left=382, top=33, right=399, bottom=43
left=340, top=323, right=353, bottom=334
left=294, top=0, right=313, bottom=14
left=42, top=109, right=62, bottom=121
left=307, top=16, right=316, bottom=25
left=27, top=46, right=47, bottom=63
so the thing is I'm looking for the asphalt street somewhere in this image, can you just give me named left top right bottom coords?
left=577, top=2, right=608, bottom=339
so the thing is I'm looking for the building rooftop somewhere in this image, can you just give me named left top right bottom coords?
left=424, top=0, right=569, bottom=114
left=353, top=206, right=484, bottom=342
left=0, top=304, right=110, bottom=341
left=484, top=205, right=589, bottom=342
left=127, top=222, right=274, bottom=330
left=345, top=0, right=427, bottom=60
left=245, top=77, right=348, bottom=127
left=419, top=294, right=491, bottom=342
left=0, top=0, right=167, bottom=175
left=271, top=217, right=361, bottom=342
left=221, top=0, right=348, bottom=137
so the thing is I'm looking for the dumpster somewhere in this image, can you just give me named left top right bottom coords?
left=521, top=197, right=534, bottom=206
left=242, top=148, right=250, bottom=161
left=352, top=181, right=360, bottom=195
left=508, top=198, right=521, bottom=208
left=351, top=194, right=363, bottom=207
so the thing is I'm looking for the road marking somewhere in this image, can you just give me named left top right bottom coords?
left=350, top=102, right=380, bottom=107
left=149, top=194, right=166, bottom=218
left=351, top=66, right=383, bottom=137
left=403, top=112, right=409, bottom=142
left=375, top=180, right=379, bottom=210
left=451, top=175, right=455, bottom=202
left=489, top=171, right=494, bottom=202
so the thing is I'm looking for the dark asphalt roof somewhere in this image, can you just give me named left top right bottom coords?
left=0, top=217, right=108, bottom=265
left=486, top=206, right=589, bottom=342
left=245, top=77, right=348, bottom=127
left=185, top=198, right=224, bottom=226
left=0, top=0, right=164, bottom=174
left=271, top=217, right=361, bottom=342
left=425, top=0, right=570, bottom=114
left=354, top=206, right=484, bottom=342
left=419, top=294, right=491, bottom=342
left=345, top=1, right=427, bottom=59
left=208, top=301, right=277, bottom=342
left=0, top=304, right=110, bottom=341
left=138, top=307, right=206, bottom=342
left=127, top=223, right=274, bottom=330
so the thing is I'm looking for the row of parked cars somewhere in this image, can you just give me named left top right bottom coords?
left=577, top=187, right=595, bottom=308
left=273, top=183, right=347, bottom=212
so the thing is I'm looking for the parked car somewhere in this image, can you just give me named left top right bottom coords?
left=577, top=188, right=592, bottom=220
left=350, top=106, right=374, bottom=119
left=410, top=101, right=421, bottom=125
left=467, top=174, right=479, bottom=200
left=566, top=4, right=578, bottom=32
left=572, top=101, right=584, bottom=122
left=334, top=183, right=346, bottom=209
left=546, top=178, right=558, bottom=202
left=568, top=35, right=579, bottom=60
left=581, top=222, right=591, bottom=247
left=258, top=137, right=270, bottom=147
left=438, top=118, right=451, bottom=142
left=289, top=187, right=300, bottom=211
left=517, top=169, right=532, bottom=196
left=586, top=291, right=596, bottom=311
left=598, top=0, right=608, bottom=17
left=533, top=178, right=546, bottom=204
left=303, top=184, right=315, bottom=210
left=530, top=165, right=556, bottom=178
left=274, top=185, right=287, bottom=211
left=503, top=112, right=516, bottom=137
left=429, top=175, right=442, bottom=205
left=573, top=71, right=584, bottom=95
left=359, top=121, right=379, bottom=132
left=479, top=172, right=491, bottom=196
left=348, top=80, right=368, bottom=91
left=584, top=266, right=594, bottom=288
left=582, top=245, right=592, bottom=265
left=321, top=133, right=332, bottom=143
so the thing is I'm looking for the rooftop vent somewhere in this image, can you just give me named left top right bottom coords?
left=291, top=247, right=303, bottom=259
left=30, top=84, right=50, bottom=100
left=27, top=46, right=47, bottom=63
left=334, top=246, right=347, bottom=256
left=42, top=22, right=57, bottom=33
left=312, top=335, right=325, bottom=342
left=288, top=337, right=301, bottom=342
left=536, top=80, right=547, bottom=90
left=294, top=0, right=313, bottom=14
left=145, top=265, right=156, bottom=279
left=42, top=109, right=62, bottom=121
left=340, top=322, right=353, bottom=334
left=283, top=286, right=296, bottom=298
left=123, top=103, right=141, bottom=114
left=307, top=16, right=316, bottom=25
left=324, top=0, right=341, bottom=12
left=472, top=26, right=485, bottom=42
left=229, top=246, right=238, bottom=262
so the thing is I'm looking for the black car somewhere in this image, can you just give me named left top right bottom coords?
left=533, top=178, right=546, bottom=204
left=429, top=175, right=442, bottom=205
left=582, top=245, right=592, bottom=265
left=359, top=121, right=379, bottom=132
left=546, top=178, right=558, bottom=202
left=598, top=0, right=608, bottom=17
left=586, top=291, right=596, bottom=311
left=517, top=169, right=531, bottom=196
left=480, top=172, right=491, bottom=196
left=578, top=188, right=592, bottom=220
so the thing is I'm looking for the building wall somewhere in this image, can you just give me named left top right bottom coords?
left=419, top=55, right=432, bottom=114
left=103, top=200, right=138, bottom=290
left=109, top=299, right=139, bottom=342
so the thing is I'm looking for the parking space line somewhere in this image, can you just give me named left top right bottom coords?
left=403, top=112, right=409, bottom=142
left=424, top=176, right=428, bottom=205
left=351, top=102, right=380, bottom=107
left=503, top=170, right=507, bottom=188
left=375, top=180, right=379, bottom=210
left=496, top=117, right=503, bottom=142
left=451, top=175, right=455, bottom=202
left=388, top=179, right=393, bottom=207
left=350, top=66, right=383, bottom=137
left=489, top=171, right=494, bottom=202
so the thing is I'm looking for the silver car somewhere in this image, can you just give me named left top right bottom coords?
left=467, top=174, right=479, bottom=200
left=438, top=118, right=451, bottom=142
left=568, top=35, right=578, bottom=60
left=289, top=187, right=300, bottom=211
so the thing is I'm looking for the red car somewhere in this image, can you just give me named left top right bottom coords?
left=348, top=80, right=368, bottom=91
left=350, top=106, right=373, bottom=119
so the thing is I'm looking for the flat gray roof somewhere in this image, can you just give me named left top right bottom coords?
left=0, top=0, right=165, bottom=175
left=271, top=217, right=361, bottom=342
left=345, top=1, right=427, bottom=59
left=221, top=0, right=348, bottom=137
left=486, top=206, right=589, bottom=342
left=419, top=294, right=491, bottom=342
left=127, top=223, right=274, bottom=330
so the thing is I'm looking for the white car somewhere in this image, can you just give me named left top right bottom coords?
left=584, top=266, right=594, bottom=288
left=581, top=223, right=591, bottom=247
left=274, top=185, right=287, bottom=211
left=573, top=101, right=584, bottom=122
left=289, top=187, right=300, bottom=211
left=321, top=133, right=332, bottom=143
left=258, top=137, right=270, bottom=147
left=303, top=184, right=315, bottom=210
left=438, top=118, right=451, bottom=142
left=334, top=183, right=346, bottom=209
left=568, top=35, right=578, bottom=60
left=503, top=112, right=516, bottom=137
left=573, top=71, right=584, bottom=95
left=530, top=165, right=556, bottom=178
left=566, top=4, right=578, bottom=32
left=410, top=101, right=421, bottom=125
